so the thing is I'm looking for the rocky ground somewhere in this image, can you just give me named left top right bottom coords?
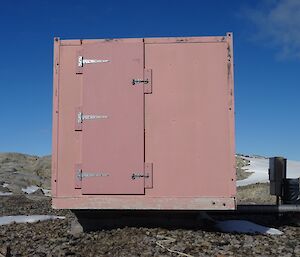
left=0, top=153, right=299, bottom=257
left=0, top=194, right=299, bottom=257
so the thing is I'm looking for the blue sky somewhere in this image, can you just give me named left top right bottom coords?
left=0, top=0, right=299, bottom=160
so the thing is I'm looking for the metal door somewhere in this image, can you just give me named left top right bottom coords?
left=79, top=40, right=145, bottom=194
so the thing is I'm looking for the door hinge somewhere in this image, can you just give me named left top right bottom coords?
left=132, top=69, right=152, bottom=94
left=78, top=56, right=110, bottom=67
left=75, top=107, right=108, bottom=131
left=77, top=170, right=110, bottom=179
left=76, top=49, right=110, bottom=74
left=77, top=112, right=108, bottom=123
left=75, top=164, right=110, bottom=189
left=75, top=164, right=82, bottom=189
left=144, top=163, right=153, bottom=188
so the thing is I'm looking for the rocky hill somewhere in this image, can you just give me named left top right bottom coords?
left=0, top=153, right=253, bottom=195
left=236, top=155, right=252, bottom=180
left=0, top=153, right=51, bottom=195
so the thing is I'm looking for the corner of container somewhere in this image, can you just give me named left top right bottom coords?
left=54, top=37, right=60, bottom=43
left=226, top=32, right=233, bottom=38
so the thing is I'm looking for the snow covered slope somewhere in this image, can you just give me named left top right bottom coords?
left=237, top=156, right=300, bottom=187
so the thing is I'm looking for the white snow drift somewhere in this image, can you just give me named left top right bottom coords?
left=216, top=220, right=283, bottom=235
left=0, top=215, right=65, bottom=226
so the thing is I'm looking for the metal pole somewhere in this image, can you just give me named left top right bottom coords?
left=236, top=204, right=300, bottom=213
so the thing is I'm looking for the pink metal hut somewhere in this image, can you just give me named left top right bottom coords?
left=52, top=33, right=236, bottom=210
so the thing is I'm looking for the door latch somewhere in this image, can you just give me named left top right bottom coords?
left=132, top=79, right=149, bottom=85
left=131, top=173, right=149, bottom=180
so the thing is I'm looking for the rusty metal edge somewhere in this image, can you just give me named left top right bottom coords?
left=59, top=35, right=227, bottom=46
left=226, top=32, right=236, bottom=202
left=52, top=37, right=60, bottom=197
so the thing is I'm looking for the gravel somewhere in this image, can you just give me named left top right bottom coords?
left=0, top=195, right=299, bottom=257
left=0, top=153, right=299, bottom=256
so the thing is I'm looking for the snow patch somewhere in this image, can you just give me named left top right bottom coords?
left=2, top=183, right=9, bottom=188
left=22, top=185, right=40, bottom=194
left=216, top=220, right=283, bottom=235
left=237, top=157, right=300, bottom=187
left=21, top=185, right=51, bottom=196
left=0, top=215, right=65, bottom=226
left=0, top=192, right=13, bottom=196
left=41, top=189, right=51, bottom=196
